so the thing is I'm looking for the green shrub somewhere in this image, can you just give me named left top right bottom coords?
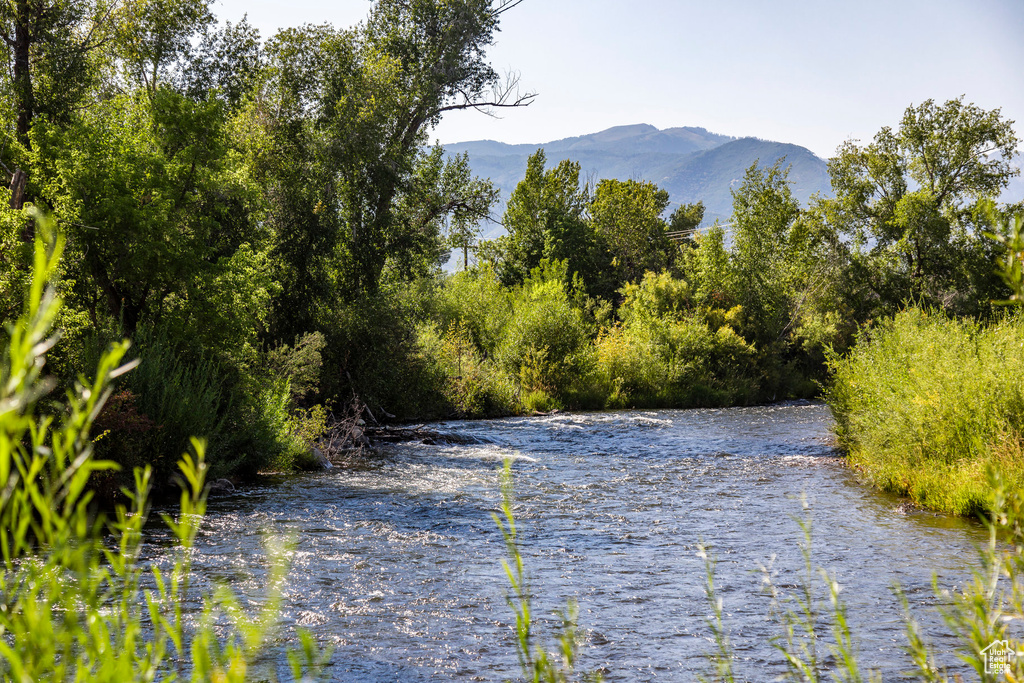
left=414, top=320, right=519, bottom=417
left=497, top=261, right=595, bottom=403
left=617, top=270, right=692, bottom=324
left=264, top=331, right=327, bottom=405
left=826, top=307, right=1024, bottom=515
left=84, top=317, right=316, bottom=483
left=594, top=321, right=671, bottom=406
left=287, top=402, right=331, bottom=470
left=239, top=375, right=308, bottom=473
left=595, top=271, right=759, bottom=408
left=323, top=287, right=450, bottom=420
left=433, top=264, right=514, bottom=355
left=85, top=325, right=233, bottom=481
left=594, top=314, right=759, bottom=408
left=520, top=388, right=561, bottom=413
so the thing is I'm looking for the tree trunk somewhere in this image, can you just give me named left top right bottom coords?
left=10, top=168, right=32, bottom=242
left=9, top=168, right=26, bottom=209
left=13, top=0, right=34, bottom=150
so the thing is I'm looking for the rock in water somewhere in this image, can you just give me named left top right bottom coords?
left=309, top=447, right=333, bottom=470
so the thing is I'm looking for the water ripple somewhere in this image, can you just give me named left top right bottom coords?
left=152, top=402, right=983, bottom=681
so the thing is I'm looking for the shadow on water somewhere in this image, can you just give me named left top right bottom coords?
left=151, top=401, right=986, bottom=682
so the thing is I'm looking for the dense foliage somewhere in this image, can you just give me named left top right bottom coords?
left=0, top=219, right=325, bottom=681
left=827, top=308, right=1024, bottom=516
left=0, top=0, right=528, bottom=486
left=1, top=0, right=1021, bottom=503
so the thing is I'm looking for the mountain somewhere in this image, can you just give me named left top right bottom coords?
left=444, top=124, right=833, bottom=240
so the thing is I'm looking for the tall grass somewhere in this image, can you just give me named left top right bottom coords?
left=826, top=308, right=1024, bottom=515
left=85, top=325, right=308, bottom=484
left=494, top=461, right=603, bottom=683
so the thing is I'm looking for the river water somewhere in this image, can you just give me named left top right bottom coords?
left=171, top=402, right=985, bottom=681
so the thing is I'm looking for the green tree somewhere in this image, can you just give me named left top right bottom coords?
left=448, top=214, right=483, bottom=271
left=728, top=160, right=856, bottom=384
left=340, top=0, right=530, bottom=294
left=588, top=177, right=672, bottom=287
left=0, top=0, right=117, bottom=221
left=390, top=146, right=497, bottom=279
left=484, top=149, right=610, bottom=294
left=687, top=221, right=734, bottom=309
left=260, top=1, right=528, bottom=337
left=114, top=0, right=213, bottom=95
left=826, top=96, right=1019, bottom=315
left=730, top=160, right=801, bottom=344
left=39, top=89, right=266, bottom=339
left=252, top=24, right=346, bottom=338
left=667, top=200, right=705, bottom=243
left=490, top=149, right=557, bottom=283
left=178, top=16, right=264, bottom=110
left=0, top=0, right=110, bottom=150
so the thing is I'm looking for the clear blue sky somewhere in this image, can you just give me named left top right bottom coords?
left=214, top=0, right=1024, bottom=159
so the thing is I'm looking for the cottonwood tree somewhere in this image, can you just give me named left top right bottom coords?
left=178, top=16, right=263, bottom=109
left=113, top=0, right=213, bottom=95
left=826, top=97, right=1020, bottom=315
left=390, top=147, right=498, bottom=279
left=0, top=0, right=114, bottom=149
left=0, top=0, right=116, bottom=217
left=336, top=0, right=533, bottom=295
left=261, top=0, right=532, bottom=337
left=729, top=160, right=802, bottom=345
left=41, top=89, right=268, bottom=340
left=589, top=177, right=673, bottom=288
left=484, top=149, right=610, bottom=294
left=668, top=201, right=704, bottom=240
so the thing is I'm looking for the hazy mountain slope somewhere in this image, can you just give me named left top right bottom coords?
left=444, top=124, right=832, bottom=238
left=655, top=138, right=833, bottom=222
left=451, top=123, right=732, bottom=158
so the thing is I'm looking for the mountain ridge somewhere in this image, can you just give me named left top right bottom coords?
left=444, top=123, right=833, bottom=239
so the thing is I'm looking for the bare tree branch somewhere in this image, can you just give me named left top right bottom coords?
left=492, top=0, right=525, bottom=16
left=437, top=69, right=536, bottom=117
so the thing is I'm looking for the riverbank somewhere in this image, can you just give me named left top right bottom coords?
left=825, top=307, right=1024, bottom=516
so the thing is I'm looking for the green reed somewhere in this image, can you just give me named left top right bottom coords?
left=494, top=460, right=602, bottom=683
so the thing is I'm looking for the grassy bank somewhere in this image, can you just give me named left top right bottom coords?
left=826, top=307, right=1024, bottom=516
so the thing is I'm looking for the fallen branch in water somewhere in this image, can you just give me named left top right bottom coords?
left=314, top=398, right=447, bottom=464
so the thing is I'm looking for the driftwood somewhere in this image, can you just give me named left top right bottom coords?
left=317, top=398, right=372, bottom=459
left=365, top=424, right=446, bottom=445
left=316, top=397, right=446, bottom=464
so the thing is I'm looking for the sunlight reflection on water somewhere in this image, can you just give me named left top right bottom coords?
left=151, top=401, right=984, bottom=682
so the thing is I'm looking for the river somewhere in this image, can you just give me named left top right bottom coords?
left=165, top=401, right=985, bottom=681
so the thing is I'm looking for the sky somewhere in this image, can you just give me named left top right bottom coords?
left=213, top=0, right=1024, bottom=160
